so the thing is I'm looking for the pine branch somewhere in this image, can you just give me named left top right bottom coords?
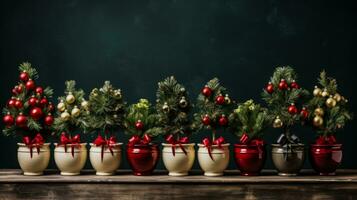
left=308, top=71, right=353, bottom=136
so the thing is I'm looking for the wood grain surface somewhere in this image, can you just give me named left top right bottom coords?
left=1, top=169, right=357, bottom=199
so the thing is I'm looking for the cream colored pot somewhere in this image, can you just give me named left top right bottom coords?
left=89, top=143, right=122, bottom=176
left=162, top=143, right=195, bottom=176
left=17, top=143, right=50, bottom=176
left=197, top=143, right=230, bottom=176
left=54, top=143, right=87, bottom=175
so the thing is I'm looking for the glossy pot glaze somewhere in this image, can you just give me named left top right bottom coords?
left=234, top=144, right=266, bottom=176
left=162, top=143, right=195, bottom=176
left=197, top=143, right=230, bottom=176
left=310, top=144, right=342, bottom=175
left=271, top=144, right=305, bottom=176
left=17, top=143, right=50, bottom=176
left=89, top=143, right=122, bottom=176
left=54, top=143, right=87, bottom=176
left=126, top=144, right=159, bottom=176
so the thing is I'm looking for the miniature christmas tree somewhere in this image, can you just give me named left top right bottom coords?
left=261, top=66, right=309, bottom=145
left=2, top=62, right=54, bottom=148
left=228, top=99, right=269, bottom=144
left=123, top=99, right=163, bottom=145
left=307, top=71, right=352, bottom=143
left=85, top=81, right=126, bottom=137
left=156, top=76, right=193, bottom=144
left=193, top=78, right=235, bottom=144
left=53, top=80, right=87, bottom=144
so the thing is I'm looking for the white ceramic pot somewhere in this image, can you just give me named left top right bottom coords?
left=197, top=143, right=230, bottom=176
left=89, top=143, right=122, bottom=176
left=162, top=143, right=195, bottom=176
left=17, top=143, right=50, bottom=176
left=54, top=143, right=87, bottom=176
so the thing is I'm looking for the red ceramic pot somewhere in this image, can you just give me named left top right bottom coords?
left=126, top=144, right=159, bottom=176
left=310, top=144, right=342, bottom=175
left=234, top=144, right=266, bottom=176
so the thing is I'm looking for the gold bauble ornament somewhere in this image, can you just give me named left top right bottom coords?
left=71, top=106, right=80, bottom=117
left=321, top=89, right=329, bottom=97
left=273, top=116, right=283, bottom=128
left=313, top=115, right=323, bottom=127
left=81, top=100, right=89, bottom=110
left=61, top=110, right=70, bottom=121
left=326, top=96, right=337, bottom=108
left=224, top=94, right=231, bottom=104
left=333, top=93, right=342, bottom=102
left=57, top=101, right=66, bottom=112
left=179, top=97, right=188, bottom=108
left=314, top=107, right=324, bottom=116
left=313, top=86, right=322, bottom=97
left=162, top=102, right=170, bottom=113
left=66, top=92, right=75, bottom=104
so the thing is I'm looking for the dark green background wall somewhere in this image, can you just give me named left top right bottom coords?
left=0, top=0, right=356, bottom=170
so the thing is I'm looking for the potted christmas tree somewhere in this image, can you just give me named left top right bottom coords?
left=193, top=78, right=234, bottom=176
left=85, top=81, right=126, bottom=175
left=2, top=62, right=54, bottom=175
left=156, top=76, right=195, bottom=176
left=228, top=100, right=269, bottom=176
left=307, top=71, right=352, bottom=175
left=124, top=99, right=163, bottom=176
left=261, top=66, right=309, bottom=176
left=53, top=80, right=88, bottom=175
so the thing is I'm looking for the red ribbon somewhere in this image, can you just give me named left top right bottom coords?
left=165, top=134, right=189, bottom=156
left=240, top=133, right=264, bottom=159
left=23, top=133, right=44, bottom=158
left=93, top=135, right=117, bottom=162
left=128, top=134, right=152, bottom=146
left=316, top=135, right=337, bottom=145
left=202, top=136, right=225, bottom=161
left=59, top=132, right=81, bottom=157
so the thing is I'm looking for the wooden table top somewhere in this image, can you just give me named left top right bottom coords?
left=1, top=169, right=357, bottom=184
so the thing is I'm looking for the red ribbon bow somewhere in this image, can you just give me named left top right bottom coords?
left=240, top=133, right=264, bottom=158
left=93, top=135, right=117, bottom=162
left=316, top=135, right=337, bottom=145
left=59, top=132, right=81, bottom=157
left=23, top=133, right=44, bottom=158
left=202, top=136, right=225, bottom=160
left=165, top=134, right=189, bottom=156
left=128, top=134, right=152, bottom=146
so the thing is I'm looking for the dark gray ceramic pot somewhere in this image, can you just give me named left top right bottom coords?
left=271, top=144, right=305, bottom=176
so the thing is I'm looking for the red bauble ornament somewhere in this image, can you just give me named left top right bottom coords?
left=265, top=82, right=274, bottom=94
left=16, top=85, right=24, bottom=93
left=12, top=88, right=18, bottom=95
left=40, top=98, right=48, bottom=107
left=278, top=79, right=288, bottom=90
left=3, top=113, right=14, bottom=126
left=48, top=103, right=54, bottom=112
left=219, top=115, right=228, bottom=126
left=14, top=99, right=23, bottom=109
left=25, top=79, right=35, bottom=91
left=16, top=114, right=27, bottom=127
left=19, top=71, right=29, bottom=82
left=202, top=115, right=211, bottom=125
left=300, top=107, right=309, bottom=119
left=35, top=86, right=43, bottom=95
left=216, top=95, right=225, bottom=105
left=135, top=120, right=144, bottom=130
left=44, top=114, right=54, bottom=126
left=28, top=96, right=38, bottom=107
left=288, top=103, right=298, bottom=115
left=30, top=107, right=43, bottom=120
left=7, top=98, right=16, bottom=108
left=202, top=86, right=212, bottom=97
left=290, top=80, right=300, bottom=89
